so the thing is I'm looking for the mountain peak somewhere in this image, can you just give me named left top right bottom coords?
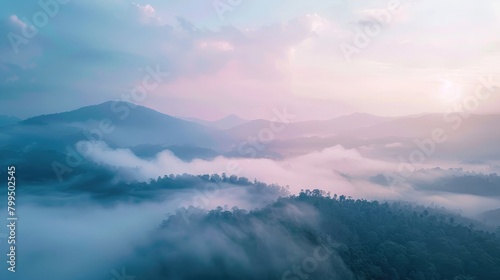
left=12, top=101, right=233, bottom=148
left=217, top=114, right=246, bottom=122
left=20, top=101, right=175, bottom=125
left=94, top=100, right=137, bottom=108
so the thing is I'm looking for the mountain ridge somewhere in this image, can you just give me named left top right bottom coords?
left=181, top=113, right=249, bottom=130
left=5, top=101, right=233, bottom=150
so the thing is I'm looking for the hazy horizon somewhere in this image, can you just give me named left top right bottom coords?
left=5, top=100, right=500, bottom=122
left=2, top=0, right=500, bottom=120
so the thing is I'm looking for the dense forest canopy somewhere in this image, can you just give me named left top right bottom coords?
left=117, top=188, right=500, bottom=280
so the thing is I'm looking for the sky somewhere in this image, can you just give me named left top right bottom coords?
left=1, top=0, right=500, bottom=120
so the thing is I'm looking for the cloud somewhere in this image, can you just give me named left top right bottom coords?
left=75, top=141, right=406, bottom=207
left=77, top=140, right=500, bottom=215
left=130, top=3, right=162, bottom=25
left=0, top=198, right=179, bottom=280
left=0, top=1, right=322, bottom=119
left=2, top=0, right=500, bottom=119
left=0, top=190, right=351, bottom=280
left=199, top=40, right=235, bottom=51
left=124, top=201, right=353, bottom=279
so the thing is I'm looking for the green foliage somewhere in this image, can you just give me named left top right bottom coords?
left=131, top=189, right=500, bottom=279
left=292, top=190, right=500, bottom=280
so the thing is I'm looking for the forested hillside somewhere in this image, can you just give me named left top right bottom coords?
left=127, top=190, right=500, bottom=280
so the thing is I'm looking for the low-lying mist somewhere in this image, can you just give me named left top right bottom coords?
left=2, top=138, right=500, bottom=279
left=81, top=140, right=500, bottom=215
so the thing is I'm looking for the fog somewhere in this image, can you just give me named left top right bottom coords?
left=0, top=189, right=351, bottom=279
left=2, top=139, right=499, bottom=279
left=82, top=140, right=500, bottom=214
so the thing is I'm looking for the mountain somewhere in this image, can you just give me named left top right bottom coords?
left=1, top=101, right=233, bottom=151
left=0, top=115, right=20, bottom=126
left=226, top=113, right=500, bottom=160
left=183, top=114, right=249, bottom=130
left=130, top=192, right=500, bottom=279
left=227, top=112, right=500, bottom=142
left=290, top=113, right=394, bottom=137
left=226, top=113, right=393, bottom=140
left=344, top=113, right=500, bottom=138
left=346, top=113, right=500, bottom=160
left=212, top=114, right=249, bottom=129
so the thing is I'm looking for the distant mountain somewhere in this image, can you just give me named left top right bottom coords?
left=2, top=101, right=233, bottom=151
left=347, top=113, right=500, bottom=160
left=228, top=112, right=500, bottom=142
left=226, top=113, right=500, bottom=161
left=0, top=115, right=20, bottom=126
left=291, top=113, right=394, bottom=137
left=183, top=114, right=249, bottom=130
left=227, top=113, right=393, bottom=140
left=213, top=114, right=249, bottom=129
left=345, top=113, right=446, bottom=138
left=477, top=208, right=500, bottom=226
left=345, top=113, right=500, bottom=138
left=225, top=119, right=281, bottom=139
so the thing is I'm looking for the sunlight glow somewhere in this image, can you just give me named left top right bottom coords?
left=438, top=80, right=462, bottom=104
